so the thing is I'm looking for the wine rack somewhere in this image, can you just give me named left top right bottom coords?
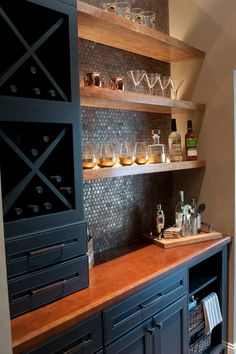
left=0, top=122, right=75, bottom=222
left=0, top=0, right=71, bottom=101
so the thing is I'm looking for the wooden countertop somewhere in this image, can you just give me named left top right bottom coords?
left=11, top=236, right=230, bottom=353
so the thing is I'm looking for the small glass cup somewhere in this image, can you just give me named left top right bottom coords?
left=148, top=144, right=166, bottom=163
left=143, top=11, right=156, bottom=29
left=119, top=142, right=135, bottom=166
left=109, top=77, right=125, bottom=91
left=116, top=2, right=131, bottom=19
left=102, top=0, right=117, bottom=13
left=129, top=8, right=144, bottom=24
left=97, top=143, right=117, bottom=168
left=134, top=142, right=148, bottom=165
left=82, top=143, right=97, bottom=169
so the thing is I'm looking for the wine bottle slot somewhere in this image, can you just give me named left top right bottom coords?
left=30, top=149, right=39, bottom=157
left=43, top=202, right=52, bottom=210
left=27, top=204, right=39, bottom=213
left=15, top=207, right=23, bottom=216
left=50, top=175, right=62, bottom=183
left=59, top=187, right=73, bottom=194
left=31, top=87, right=41, bottom=96
left=35, top=186, right=44, bottom=194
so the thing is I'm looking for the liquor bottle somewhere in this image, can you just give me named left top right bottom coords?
left=35, top=186, right=44, bottom=194
left=30, top=66, right=37, bottom=75
left=48, top=89, right=56, bottom=98
left=50, top=175, right=62, bottom=183
left=27, top=204, right=39, bottom=213
left=43, top=135, right=50, bottom=143
left=43, top=202, right=52, bottom=211
left=31, top=87, right=41, bottom=96
left=168, top=119, right=182, bottom=162
left=156, top=204, right=165, bottom=237
left=30, top=148, right=39, bottom=157
left=175, top=191, right=184, bottom=228
left=185, top=120, right=197, bottom=161
left=15, top=207, right=23, bottom=216
left=10, top=84, right=18, bottom=93
left=59, top=187, right=73, bottom=194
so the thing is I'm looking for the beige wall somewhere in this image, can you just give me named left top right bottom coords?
left=0, top=178, right=12, bottom=354
left=169, top=0, right=236, bottom=345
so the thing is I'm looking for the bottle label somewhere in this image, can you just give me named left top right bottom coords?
left=186, top=138, right=197, bottom=148
left=187, top=149, right=197, bottom=157
left=175, top=212, right=183, bottom=227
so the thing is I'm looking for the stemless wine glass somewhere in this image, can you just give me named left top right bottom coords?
left=170, top=78, right=184, bottom=99
left=134, top=142, right=149, bottom=165
left=97, top=143, right=117, bottom=168
left=82, top=143, right=97, bottom=169
left=119, top=142, right=135, bottom=166
left=142, top=11, right=156, bottom=29
left=102, top=0, right=117, bottom=12
left=116, top=2, right=131, bottom=19
left=127, top=70, right=146, bottom=93
left=159, top=76, right=171, bottom=96
left=129, top=8, right=144, bottom=23
left=145, top=73, right=160, bottom=95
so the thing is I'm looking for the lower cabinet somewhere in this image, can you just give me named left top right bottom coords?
left=105, top=295, right=188, bottom=354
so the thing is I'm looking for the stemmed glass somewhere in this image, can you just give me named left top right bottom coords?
left=145, top=73, right=160, bottom=95
left=127, top=70, right=146, bottom=93
left=170, top=78, right=184, bottom=99
left=159, top=76, right=171, bottom=96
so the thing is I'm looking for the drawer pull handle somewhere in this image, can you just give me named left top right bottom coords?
left=140, top=293, right=162, bottom=308
left=29, top=243, right=65, bottom=256
left=155, top=322, right=162, bottom=330
left=64, top=333, right=92, bottom=354
left=31, top=280, right=66, bottom=295
left=147, top=327, right=155, bottom=335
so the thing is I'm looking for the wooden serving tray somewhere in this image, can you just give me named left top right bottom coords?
left=145, top=231, right=223, bottom=249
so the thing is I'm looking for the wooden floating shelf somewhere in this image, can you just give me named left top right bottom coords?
left=77, top=1, right=205, bottom=63
left=80, top=86, right=205, bottom=114
left=83, top=160, right=206, bottom=181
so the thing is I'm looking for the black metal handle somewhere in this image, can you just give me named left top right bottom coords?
left=63, top=334, right=92, bottom=354
left=154, top=322, right=163, bottom=330
left=147, top=327, right=155, bottom=335
left=29, top=243, right=65, bottom=256
left=139, top=293, right=162, bottom=308
left=31, top=280, right=66, bottom=295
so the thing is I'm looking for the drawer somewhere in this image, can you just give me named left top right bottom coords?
left=6, top=222, right=87, bottom=278
left=24, top=313, right=103, bottom=354
left=103, top=268, right=187, bottom=344
left=9, top=255, right=88, bottom=318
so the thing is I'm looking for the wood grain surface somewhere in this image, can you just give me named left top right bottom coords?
left=11, top=236, right=230, bottom=353
left=77, top=1, right=205, bottom=63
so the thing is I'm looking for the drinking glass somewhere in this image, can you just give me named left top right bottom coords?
left=127, top=70, right=146, bottom=92
left=134, top=142, right=148, bottom=165
left=82, top=143, right=97, bottom=169
left=116, top=2, right=131, bottom=19
left=97, top=143, right=117, bottom=168
left=142, top=11, right=155, bottom=29
left=170, top=78, right=184, bottom=99
left=102, top=0, right=117, bottom=13
left=159, top=76, right=171, bottom=96
left=148, top=144, right=166, bottom=163
left=145, top=73, right=160, bottom=95
left=130, top=8, right=144, bottom=24
left=119, top=142, right=135, bottom=166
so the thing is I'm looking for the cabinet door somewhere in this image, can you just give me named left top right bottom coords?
left=152, top=296, right=188, bottom=354
left=105, top=318, right=153, bottom=354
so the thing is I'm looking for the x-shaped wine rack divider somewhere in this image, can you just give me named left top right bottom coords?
left=0, top=6, right=68, bottom=101
left=0, top=127, right=73, bottom=216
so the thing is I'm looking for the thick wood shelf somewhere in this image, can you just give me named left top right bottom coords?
left=83, top=160, right=206, bottom=181
left=77, top=1, right=205, bottom=63
left=80, top=86, right=205, bottom=114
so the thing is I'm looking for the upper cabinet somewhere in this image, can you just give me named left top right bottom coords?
left=77, top=1, right=205, bottom=63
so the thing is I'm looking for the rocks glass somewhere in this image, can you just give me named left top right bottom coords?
left=97, top=143, right=117, bottom=168
left=82, top=143, right=97, bottom=169
left=134, top=142, right=148, bottom=165
left=119, top=142, right=134, bottom=166
left=143, top=11, right=155, bottom=29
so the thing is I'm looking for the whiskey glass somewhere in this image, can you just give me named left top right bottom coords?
left=127, top=70, right=146, bottom=93
left=119, top=142, right=135, bottom=166
left=142, top=11, right=156, bottom=29
left=134, top=142, right=149, bottom=165
left=159, top=76, right=171, bottom=96
left=102, top=0, right=117, bottom=13
left=145, top=73, right=160, bottom=95
left=116, top=2, right=131, bottom=19
left=82, top=143, right=97, bottom=169
left=148, top=144, right=166, bottom=163
left=97, top=143, right=117, bottom=168
left=130, top=8, right=144, bottom=24
left=170, top=78, right=184, bottom=99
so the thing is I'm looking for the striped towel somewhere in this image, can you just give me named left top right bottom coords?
left=201, top=292, right=222, bottom=335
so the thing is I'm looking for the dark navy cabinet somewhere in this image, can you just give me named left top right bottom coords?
left=0, top=0, right=88, bottom=317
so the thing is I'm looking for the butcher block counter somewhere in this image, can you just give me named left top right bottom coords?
left=11, top=236, right=230, bottom=353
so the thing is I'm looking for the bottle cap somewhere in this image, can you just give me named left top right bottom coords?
left=171, top=119, right=177, bottom=132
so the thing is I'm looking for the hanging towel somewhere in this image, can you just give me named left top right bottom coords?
left=201, top=292, right=222, bottom=335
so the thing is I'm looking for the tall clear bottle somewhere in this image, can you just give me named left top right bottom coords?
left=156, top=204, right=165, bottom=237
left=175, top=191, right=184, bottom=228
left=168, top=118, right=182, bottom=162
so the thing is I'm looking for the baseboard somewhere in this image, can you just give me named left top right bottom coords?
left=225, top=341, right=236, bottom=354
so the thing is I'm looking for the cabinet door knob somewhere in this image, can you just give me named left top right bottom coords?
left=147, top=327, right=155, bottom=335
left=154, top=322, right=162, bottom=329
